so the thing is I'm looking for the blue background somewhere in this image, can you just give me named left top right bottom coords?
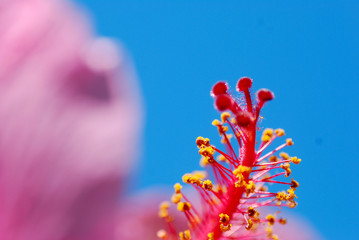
left=75, top=1, right=358, bottom=239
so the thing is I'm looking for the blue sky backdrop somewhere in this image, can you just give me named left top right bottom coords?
left=75, top=1, right=358, bottom=239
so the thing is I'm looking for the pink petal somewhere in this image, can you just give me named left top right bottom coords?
left=0, top=0, right=141, bottom=239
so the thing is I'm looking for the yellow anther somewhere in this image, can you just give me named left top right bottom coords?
left=221, top=133, right=233, bottom=144
left=171, top=193, right=182, bottom=204
left=193, top=171, right=207, bottom=179
left=262, top=128, right=274, bottom=142
left=157, top=229, right=168, bottom=239
left=233, top=165, right=251, bottom=176
left=279, top=218, right=287, bottom=224
left=196, top=136, right=205, bottom=147
left=291, top=156, right=301, bottom=164
left=279, top=152, right=290, bottom=160
left=219, top=213, right=230, bottom=225
left=191, top=176, right=202, bottom=185
left=247, top=207, right=259, bottom=218
left=235, top=179, right=246, bottom=188
left=182, top=174, right=192, bottom=184
left=202, top=180, right=213, bottom=191
left=290, top=178, right=299, bottom=189
left=159, top=201, right=170, bottom=210
left=174, top=183, right=182, bottom=194
left=158, top=208, right=169, bottom=218
left=266, top=214, right=276, bottom=226
left=245, top=181, right=256, bottom=196
left=259, top=185, right=268, bottom=192
left=179, top=230, right=191, bottom=240
left=230, top=117, right=236, bottom=124
left=217, top=155, right=227, bottom=162
left=199, top=146, right=215, bottom=157
left=220, top=223, right=232, bottom=232
left=288, top=201, right=298, bottom=208
left=276, top=191, right=288, bottom=201
left=200, top=157, right=210, bottom=167
left=286, top=138, right=294, bottom=146
left=262, top=134, right=271, bottom=142
left=221, top=112, right=231, bottom=122
left=208, top=232, right=214, bottom=240
left=264, top=128, right=274, bottom=137
left=280, top=162, right=291, bottom=177
left=286, top=188, right=297, bottom=201
left=271, top=234, right=279, bottom=240
left=245, top=218, right=253, bottom=230
left=234, top=173, right=245, bottom=188
left=212, top=119, right=222, bottom=126
left=177, top=202, right=191, bottom=212
left=275, top=128, right=285, bottom=136
left=196, top=136, right=210, bottom=148
left=158, top=201, right=170, bottom=218
left=269, top=155, right=278, bottom=162
left=214, top=184, right=227, bottom=194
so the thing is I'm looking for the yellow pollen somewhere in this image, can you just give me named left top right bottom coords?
left=157, top=229, right=168, bottom=239
left=216, top=155, right=227, bottom=162
left=279, top=152, right=290, bottom=160
left=220, top=223, right=232, bottom=232
left=199, top=146, right=215, bottom=158
left=171, top=193, right=182, bottom=204
left=158, top=208, right=169, bottom=218
left=262, top=134, right=271, bottom=142
left=264, top=128, right=274, bottom=137
left=286, top=138, right=294, bottom=146
left=174, top=183, right=182, bottom=194
left=279, top=218, right=287, bottom=224
left=193, top=170, right=207, bottom=179
left=262, top=128, right=274, bottom=142
left=212, top=119, right=222, bottom=126
left=219, top=213, right=230, bottom=224
left=177, top=202, right=191, bottom=212
left=291, top=156, right=301, bottom=164
left=208, top=232, right=214, bottom=240
left=272, top=234, right=279, bottom=240
left=266, top=214, right=276, bottom=226
left=245, top=218, right=253, bottom=230
left=247, top=207, right=259, bottom=218
left=286, top=188, right=297, bottom=201
left=196, top=136, right=210, bottom=148
left=280, top=162, right=291, bottom=177
left=276, top=191, right=288, bottom=201
left=221, top=133, right=233, bottom=143
left=159, top=201, right=170, bottom=210
left=291, top=178, right=299, bottom=189
left=245, top=180, right=256, bottom=196
left=182, top=174, right=192, bottom=184
left=221, top=112, right=231, bottom=122
left=275, top=128, right=285, bottom=136
left=202, top=180, right=213, bottom=191
left=200, top=157, right=210, bottom=167
left=233, top=165, right=251, bottom=176
left=269, top=155, right=278, bottom=162
left=179, top=230, right=191, bottom=240
left=259, top=185, right=268, bottom=192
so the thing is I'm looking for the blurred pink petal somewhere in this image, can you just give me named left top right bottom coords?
left=0, top=0, right=141, bottom=239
